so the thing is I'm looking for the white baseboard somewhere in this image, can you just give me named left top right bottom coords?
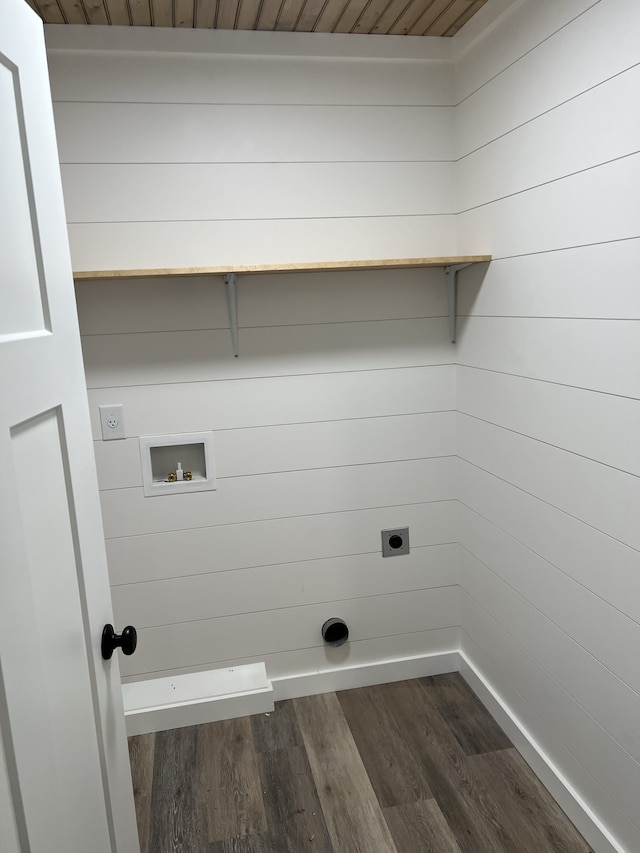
left=271, top=649, right=460, bottom=701
left=122, top=662, right=274, bottom=736
left=458, top=650, right=624, bottom=853
left=122, top=651, right=459, bottom=736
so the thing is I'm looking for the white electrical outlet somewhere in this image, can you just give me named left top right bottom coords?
left=99, top=404, right=125, bottom=440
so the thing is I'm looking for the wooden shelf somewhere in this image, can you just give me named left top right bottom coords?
left=73, top=255, right=491, bottom=354
left=72, top=256, right=491, bottom=281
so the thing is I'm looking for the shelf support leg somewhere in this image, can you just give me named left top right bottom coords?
left=224, top=273, right=239, bottom=357
left=444, top=263, right=471, bottom=344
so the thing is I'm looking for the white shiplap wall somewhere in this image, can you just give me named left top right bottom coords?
left=47, top=8, right=640, bottom=848
left=48, top=29, right=461, bottom=684
left=48, top=28, right=457, bottom=269
left=454, top=1, right=640, bottom=850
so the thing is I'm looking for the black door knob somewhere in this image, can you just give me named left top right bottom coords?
left=101, top=624, right=137, bottom=660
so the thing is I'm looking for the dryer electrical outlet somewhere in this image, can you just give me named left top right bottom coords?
left=99, top=404, right=125, bottom=440
left=381, top=527, right=410, bottom=557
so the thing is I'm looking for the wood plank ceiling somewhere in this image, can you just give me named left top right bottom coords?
left=25, top=0, right=489, bottom=36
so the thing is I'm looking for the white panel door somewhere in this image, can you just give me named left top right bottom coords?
left=0, top=1, right=139, bottom=851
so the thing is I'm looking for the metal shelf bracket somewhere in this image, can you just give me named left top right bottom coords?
left=224, top=273, right=239, bottom=357
left=444, top=263, right=471, bottom=344
left=222, top=260, right=481, bottom=355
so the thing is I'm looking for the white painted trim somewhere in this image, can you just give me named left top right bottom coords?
left=44, top=24, right=452, bottom=61
left=122, top=662, right=274, bottom=736
left=271, top=649, right=460, bottom=701
left=458, top=649, right=625, bottom=853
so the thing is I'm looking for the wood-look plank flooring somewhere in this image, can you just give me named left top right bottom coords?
left=128, top=673, right=594, bottom=853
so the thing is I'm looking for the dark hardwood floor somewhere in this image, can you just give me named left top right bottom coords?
left=128, top=673, right=594, bottom=852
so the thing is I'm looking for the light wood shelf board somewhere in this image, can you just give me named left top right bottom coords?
left=73, top=256, right=492, bottom=281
